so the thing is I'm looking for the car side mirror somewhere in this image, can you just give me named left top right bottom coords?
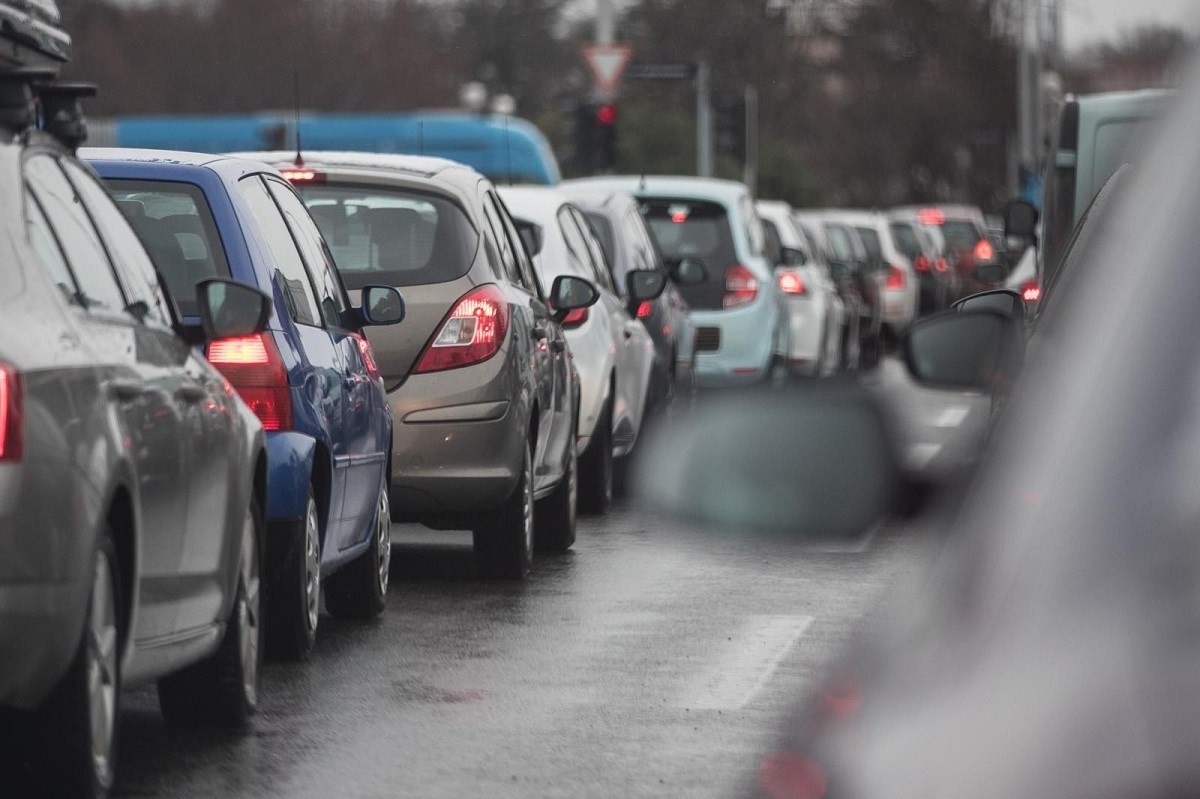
left=1003, top=198, right=1039, bottom=243
left=197, top=278, right=271, bottom=341
left=360, top=285, right=405, bottom=326
left=550, top=275, right=600, bottom=322
left=514, top=219, right=543, bottom=257
left=633, top=386, right=903, bottom=540
left=627, top=269, right=667, bottom=305
left=781, top=246, right=808, bottom=267
left=668, top=257, right=708, bottom=287
left=953, top=288, right=1026, bottom=323
left=903, top=309, right=1024, bottom=393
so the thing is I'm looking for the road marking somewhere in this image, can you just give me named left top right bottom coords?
left=682, top=615, right=814, bottom=711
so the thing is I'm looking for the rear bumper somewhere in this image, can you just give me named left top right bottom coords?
left=691, top=300, right=778, bottom=387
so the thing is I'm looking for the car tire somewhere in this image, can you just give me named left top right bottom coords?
left=474, top=438, right=535, bottom=579
left=325, top=480, right=391, bottom=620
left=577, top=395, right=613, bottom=515
left=158, top=498, right=262, bottom=726
left=24, top=530, right=122, bottom=798
left=265, top=488, right=320, bottom=661
left=534, top=432, right=577, bottom=553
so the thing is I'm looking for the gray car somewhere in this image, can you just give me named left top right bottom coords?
left=235, top=151, right=598, bottom=579
left=0, top=73, right=271, bottom=795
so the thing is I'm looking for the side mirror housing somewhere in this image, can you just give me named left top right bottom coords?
left=514, top=219, right=544, bottom=257
left=781, top=246, right=808, bottom=267
left=550, top=275, right=600, bottom=323
left=953, top=288, right=1026, bottom=323
left=197, top=278, right=272, bottom=341
left=360, top=285, right=405, bottom=326
left=1003, top=198, right=1039, bottom=243
left=627, top=269, right=667, bottom=305
left=903, top=309, right=1024, bottom=393
left=668, top=257, right=708, bottom=287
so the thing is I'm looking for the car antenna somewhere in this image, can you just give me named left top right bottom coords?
left=639, top=174, right=647, bottom=191
left=292, top=70, right=304, bottom=167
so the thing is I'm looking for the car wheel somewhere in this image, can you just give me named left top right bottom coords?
left=159, top=498, right=262, bottom=725
left=265, top=488, right=320, bottom=661
left=24, top=530, right=121, bottom=797
left=325, top=481, right=391, bottom=620
left=577, top=395, right=613, bottom=515
left=474, top=438, right=535, bottom=579
left=534, top=432, right=577, bottom=553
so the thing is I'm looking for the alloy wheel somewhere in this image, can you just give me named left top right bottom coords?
left=304, top=498, right=320, bottom=633
left=239, top=510, right=261, bottom=707
left=87, top=553, right=118, bottom=791
left=376, top=489, right=392, bottom=597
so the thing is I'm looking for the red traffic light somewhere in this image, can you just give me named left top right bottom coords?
left=596, top=104, right=618, bottom=126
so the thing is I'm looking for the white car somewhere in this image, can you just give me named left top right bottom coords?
left=499, top=186, right=659, bottom=514
left=825, top=209, right=920, bottom=333
left=756, top=200, right=845, bottom=376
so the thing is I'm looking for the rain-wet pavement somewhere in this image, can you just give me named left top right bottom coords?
left=114, top=511, right=924, bottom=798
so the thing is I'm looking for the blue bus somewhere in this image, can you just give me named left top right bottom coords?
left=94, top=111, right=562, bottom=185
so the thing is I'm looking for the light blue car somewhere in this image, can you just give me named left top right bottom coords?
left=563, top=176, right=788, bottom=387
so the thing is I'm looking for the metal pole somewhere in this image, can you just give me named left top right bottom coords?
left=697, top=62, right=713, bottom=178
left=596, top=0, right=616, bottom=46
left=743, top=85, right=759, bottom=196
left=1016, top=0, right=1032, bottom=170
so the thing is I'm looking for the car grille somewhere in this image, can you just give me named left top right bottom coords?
left=695, top=327, right=721, bottom=352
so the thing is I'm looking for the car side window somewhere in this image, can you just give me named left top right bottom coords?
left=61, top=160, right=173, bottom=328
left=568, top=207, right=615, bottom=293
left=557, top=207, right=597, bottom=281
left=626, top=208, right=660, bottom=273
left=266, top=177, right=346, bottom=329
left=239, top=175, right=321, bottom=327
left=761, top=218, right=785, bottom=266
left=25, top=154, right=127, bottom=315
left=481, top=193, right=520, bottom=285
left=740, top=196, right=767, bottom=257
left=493, top=195, right=542, bottom=297
left=25, top=190, right=82, bottom=306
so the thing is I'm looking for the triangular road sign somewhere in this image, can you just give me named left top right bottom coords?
left=581, top=44, right=633, bottom=98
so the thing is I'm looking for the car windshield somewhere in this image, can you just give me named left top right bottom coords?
left=105, top=179, right=231, bottom=316
left=940, top=219, right=982, bottom=250
left=296, top=184, right=478, bottom=290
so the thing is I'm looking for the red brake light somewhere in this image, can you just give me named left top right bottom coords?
left=777, top=271, right=806, bottom=295
left=917, top=208, right=946, bottom=225
left=913, top=255, right=931, bottom=273
left=206, top=333, right=292, bottom=431
left=635, top=301, right=653, bottom=319
left=935, top=256, right=949, bottom=273
left=354, top=333, right=381, bottom=379
left=723, top=264, right=758, bottom=309
left=0, top=363, right=23, bottom=462
left=974, top=239, right=995, bottom=262
left=415, top=284, right=509, bottom=374
left=885, top=264, right=906, bottom=290
left=282, top=169, right=323, bottom=184
left=596, top=104, right=617, bottom=125
left=1021, top=281, right=1041, bottom=302
left=561, top=307, right=589, bottom=328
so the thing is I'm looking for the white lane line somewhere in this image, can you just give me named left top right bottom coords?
left=682, top=615, right=814, bottom=711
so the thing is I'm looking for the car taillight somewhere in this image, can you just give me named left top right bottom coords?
left=560, top=307, right=589, bottom=329
left=913, top=255, right=931, bottom=273
left=723, top=264, right=758, bottom=309
left=885, top=264, right=906, bottom=290
left=636, top=301, right=654, bottom=319
left=935, top=256, right=949, bottom=273
left=206, top=333, right=292, bottom=431
left=282, top=169, right=325, bottom=184
left=1021, top=281, right=1041, bottom=302
left=0, top=363, right=22, bottom=462
left=974, top=239, right=995, bottom=262
left=354, top=333, right=381, bottom=379
left=777, top=271, right=806, bottom=296
left=415, top=284, right=509, bottom=374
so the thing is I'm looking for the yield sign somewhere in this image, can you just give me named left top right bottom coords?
left=581, top=44, right=633, bottom=98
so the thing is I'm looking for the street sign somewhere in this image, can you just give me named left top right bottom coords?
left=581, top=44, right=633, bottom=98
left=626, top=63, right=698, bottom=81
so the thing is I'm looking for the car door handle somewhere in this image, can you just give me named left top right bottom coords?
left=175, top=384, right=207, bottom=405
left=107, top=378, right=146, bottom=403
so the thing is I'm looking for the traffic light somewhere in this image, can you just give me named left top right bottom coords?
left=573, top=101, right=619, bottom=176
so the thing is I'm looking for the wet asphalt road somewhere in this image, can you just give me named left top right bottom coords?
left=113, top=362, right=962, bottom=798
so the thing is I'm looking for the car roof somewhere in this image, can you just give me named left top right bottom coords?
left=562, top=175, right=750, bottom=205
left=79, top=147, right=282, bottom=182
left=228, top=150, right=469, bottom=179
left=557, top=185, right=637, bottom=215
left=496, top=185, right=575, bottom=223
left=1072, top=87, right=1172, bottom=114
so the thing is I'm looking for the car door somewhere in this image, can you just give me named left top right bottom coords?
left=266, top=175, right=381, bottom=552
left=26, top=152, right=194, bottom=642
left=238, top=174, right=351, bottom=550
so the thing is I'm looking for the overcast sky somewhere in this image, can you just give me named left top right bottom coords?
left=1064, top=0, right=1200, bottom=50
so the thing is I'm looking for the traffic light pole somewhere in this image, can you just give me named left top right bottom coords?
left=697, top=62, right=713, bottom=178
left=743, top=85, right=758, bottom=196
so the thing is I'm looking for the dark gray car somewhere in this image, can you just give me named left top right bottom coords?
left=0, top=71, right=271, bottom=796
left=236, top=151, right=598, bottom=580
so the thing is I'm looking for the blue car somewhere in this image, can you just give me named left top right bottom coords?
left=83, top=148, right=406, bottom=660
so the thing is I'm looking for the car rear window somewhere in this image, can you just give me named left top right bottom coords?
left=296, top=184, right=478, bottom=290
left=854, top=226, right=883, bottom=269
left=105, top=178, right=231, bottom=316
left=640, top=198, right=736, bottom=310
left=939, top=220, right=982, bottom=250
left=890, top=223, right=922, bottom=259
